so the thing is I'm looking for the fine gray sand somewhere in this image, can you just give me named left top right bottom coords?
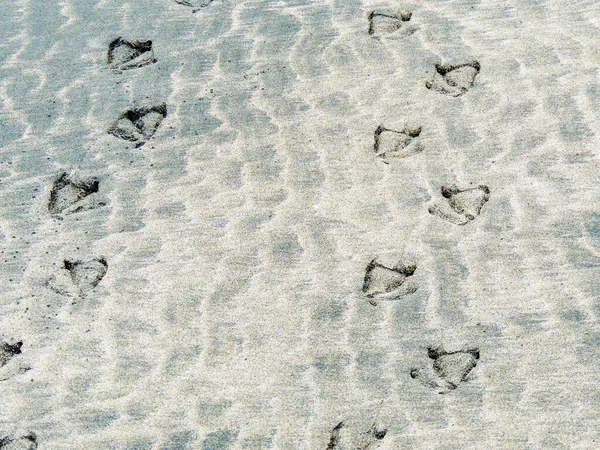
left=1, top=0, right=600, bottom=448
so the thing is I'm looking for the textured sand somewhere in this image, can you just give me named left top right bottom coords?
left=1, top=0, right=600, bottom=448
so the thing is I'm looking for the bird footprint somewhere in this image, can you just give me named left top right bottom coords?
left=368, top=10, right=413, bottom=36
left=0, top=341, right=22, bottom=368
left=374, top=123, right=423, bottom=159
left=47, top=173, right=105, bottom=216
left=47, top=258, right=108, bottom=297
left=426, top=61, right=480, bottom=97
left=107, top=38, right=156, bottom=72
left=108, top=104, right=167, bottom=147
left=428, top=184, right=490, bottom=225
left=362, top=258, right=418, bottom=305
left=411, top=347, right=480, bottom=393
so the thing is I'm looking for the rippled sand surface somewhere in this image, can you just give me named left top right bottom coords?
left=2, top=0, right=600, bottom=448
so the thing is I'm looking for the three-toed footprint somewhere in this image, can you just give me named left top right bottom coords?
left=47, top=172, right=105, bottom=216
left=368, top=10, right=413, bottom=36
left=108, top=104, right=167, bottom=147
left=108, top=38, right=156, bottom=72
left=374, top=122, right=423, bottom=159
left=362, top=258, right=418, bottom=305
left=428, top=184, right=490, bottom=225
left=411, top=347, right=480, bottom=393
left=47, top=257, right=108, bottom=297
left=426, top=61, right=481, bottom=97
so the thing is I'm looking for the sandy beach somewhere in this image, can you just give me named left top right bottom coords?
left=1, top=0, right=600, bottom=448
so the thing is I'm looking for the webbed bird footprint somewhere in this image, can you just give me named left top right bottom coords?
left=108, top=104, right=167, bottom=147
left=47, top=258, right=108, bottom=297
left=374, top=123, right=423, bottom=159
left=411, top=347, right=480, bottom=393
left=362, top=258, right=417, bottom=305
left=108, top=37, right=156, bottom=71
left=0, top=433, right=38, bottom=449
left=428, top=184, right=490, bottom=225
left=368, top=10, right=413, bottom=36
left=426, top=61, right=480, bottom=96
left=48, top=173, right=105, bottom=216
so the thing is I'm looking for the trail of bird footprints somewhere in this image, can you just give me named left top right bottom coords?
left=3, top=4, right=495, bottom=446
left=362, top=7, right=486, bottom=434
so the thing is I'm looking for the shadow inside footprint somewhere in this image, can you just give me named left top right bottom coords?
left=108, top=37, right=156, bottom=71
left=0, top=341, right=22, bottom=367
left=63, top=258, right=108, bottom=293
left=363, top=259, right=417, bottom=304
left=0, top=433, right=38, bottom=450
left=411, top=347, right=479, bottom=393
left=374, top=123, right=423, bottom=159
left=428, top=184, right=490, bottom=225
left=108, top=103, right=167, bottom=147
left=48, top=173, right=103, bottom=216
left=368, top=10, right=412, bottom=36
left=426, top=61, right=480, bottom=97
